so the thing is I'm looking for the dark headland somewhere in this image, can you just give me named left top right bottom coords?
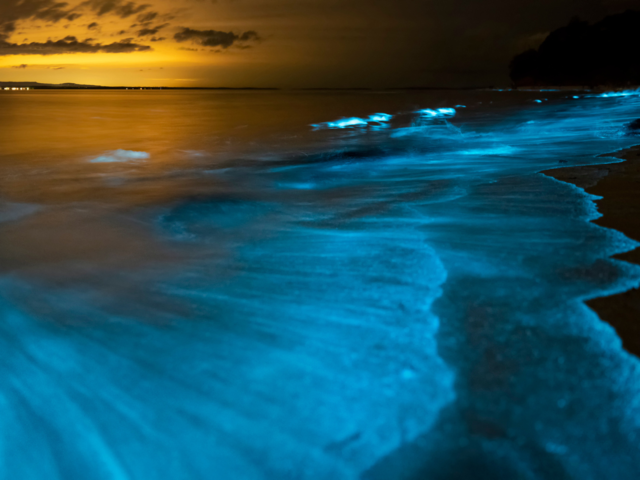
left=510, top=10, right=640, bottom=88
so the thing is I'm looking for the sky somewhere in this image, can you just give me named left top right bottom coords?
left=0, top=0, right=637, bottom=88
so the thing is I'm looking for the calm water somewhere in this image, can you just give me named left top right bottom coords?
left=1, top=89, right=640, bottom=479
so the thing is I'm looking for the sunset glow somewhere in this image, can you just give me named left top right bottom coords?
left=0, top=0, right=273, bottom=87
left=2, top=0, right=636, bottom=88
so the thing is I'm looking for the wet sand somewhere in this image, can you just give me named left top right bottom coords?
left=543, top=144, right=640, bottom=357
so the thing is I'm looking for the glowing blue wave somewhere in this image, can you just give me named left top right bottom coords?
left=594, top=89, right=640, bottom=98
left=312, top=108, right=458, bottom=131
left=3, top=91, right=640, bottom=479
left=418, top=107, right=456, bottom=118
left=311, top=113, right=393, bottom=130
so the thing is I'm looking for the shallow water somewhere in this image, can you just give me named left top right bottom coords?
left=1, top=89, right=640, bottom=479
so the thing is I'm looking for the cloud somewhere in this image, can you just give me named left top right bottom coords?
left=137, top=12, right=157, bottom=24
left=238, top=31, right=260, bottom=42
left=79, top=0, right=151, bottom=19
left=0, top=1, right=151, bottom=43
left=0, top=0, right=76, bottom=38
left=174, top=28, right=261, bottom=48
left=137, top=23, right=169, bottom=37
left=12, top=64, right=28, bottom=69
left=0, top=36, right=152, bottom=56
left=88, top=22, right=99, bottom=30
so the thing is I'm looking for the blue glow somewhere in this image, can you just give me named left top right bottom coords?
left=534, top=99, right=542, bottom=103
left=312, top=112, right=393, bottom=129
left=417, top=107, right=456, bottom=118
left=459, top=145, right=517, bottom=156
left=90, top=149, right=150, bottom=163
left=368, top=113, right=393, bottom=122
left=594, top=89, right=640, bottom=98
left=437, top=107, right=456, bottom=116
left=320, top=117, right=368, bottom=129
left=3, top=91, right=640, bottom=478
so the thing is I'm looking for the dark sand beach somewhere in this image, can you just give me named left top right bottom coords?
left=544, top=144, right=640, bottom=357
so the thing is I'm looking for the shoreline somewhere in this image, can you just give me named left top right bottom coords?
left=542, top=144, right=640, bottom=357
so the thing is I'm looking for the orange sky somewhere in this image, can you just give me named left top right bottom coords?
left=0, top=0, right=283, bottom=87
left=0, top=0, right=637, bottom=88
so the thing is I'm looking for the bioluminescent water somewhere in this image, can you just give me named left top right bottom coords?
left=1, top=89, right=640, bottom=479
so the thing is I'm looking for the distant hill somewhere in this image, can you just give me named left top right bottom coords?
left=0, top=82, right=280, bottom=90
left=510, top=10, right=640, bottom=88
left=0, top=82, right=103, bottom=89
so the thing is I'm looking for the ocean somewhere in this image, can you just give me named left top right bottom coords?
left=1, top=89, right=640, bottom=479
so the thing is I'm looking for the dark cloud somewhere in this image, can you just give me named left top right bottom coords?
left=12, top=64, right=28, bottom=68
left=79, top=0, right=151, bottom=19
left=88, top=22, right=99, bottom=30
left=238, top=31, right=260, bottom=42
left=137, top=23, right=169, bottom=37
left=150, top=36, right=164, bottom=42
left=0, top=0, right=75, bottom=38
left=32, top=2, right=75, bottom=23
left=174, top=28, right=261, bottom=48
left=66, top=13, right=82, bottom=21
left=137, top=11, right=157, bottom=24
left=0, top=36, right=152, bottom=55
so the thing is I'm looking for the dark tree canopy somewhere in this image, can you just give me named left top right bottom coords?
left=510, top=10, right=640, bottom=87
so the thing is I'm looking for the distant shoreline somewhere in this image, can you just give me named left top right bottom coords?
left=1, top=83, right=636, bottom=92
left=0, top=83, right=502, bottom=91
left=0, top=84, right=282, bottom=91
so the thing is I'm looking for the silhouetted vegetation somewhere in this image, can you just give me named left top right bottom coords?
left=510, top=10, right=640, bottom=87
